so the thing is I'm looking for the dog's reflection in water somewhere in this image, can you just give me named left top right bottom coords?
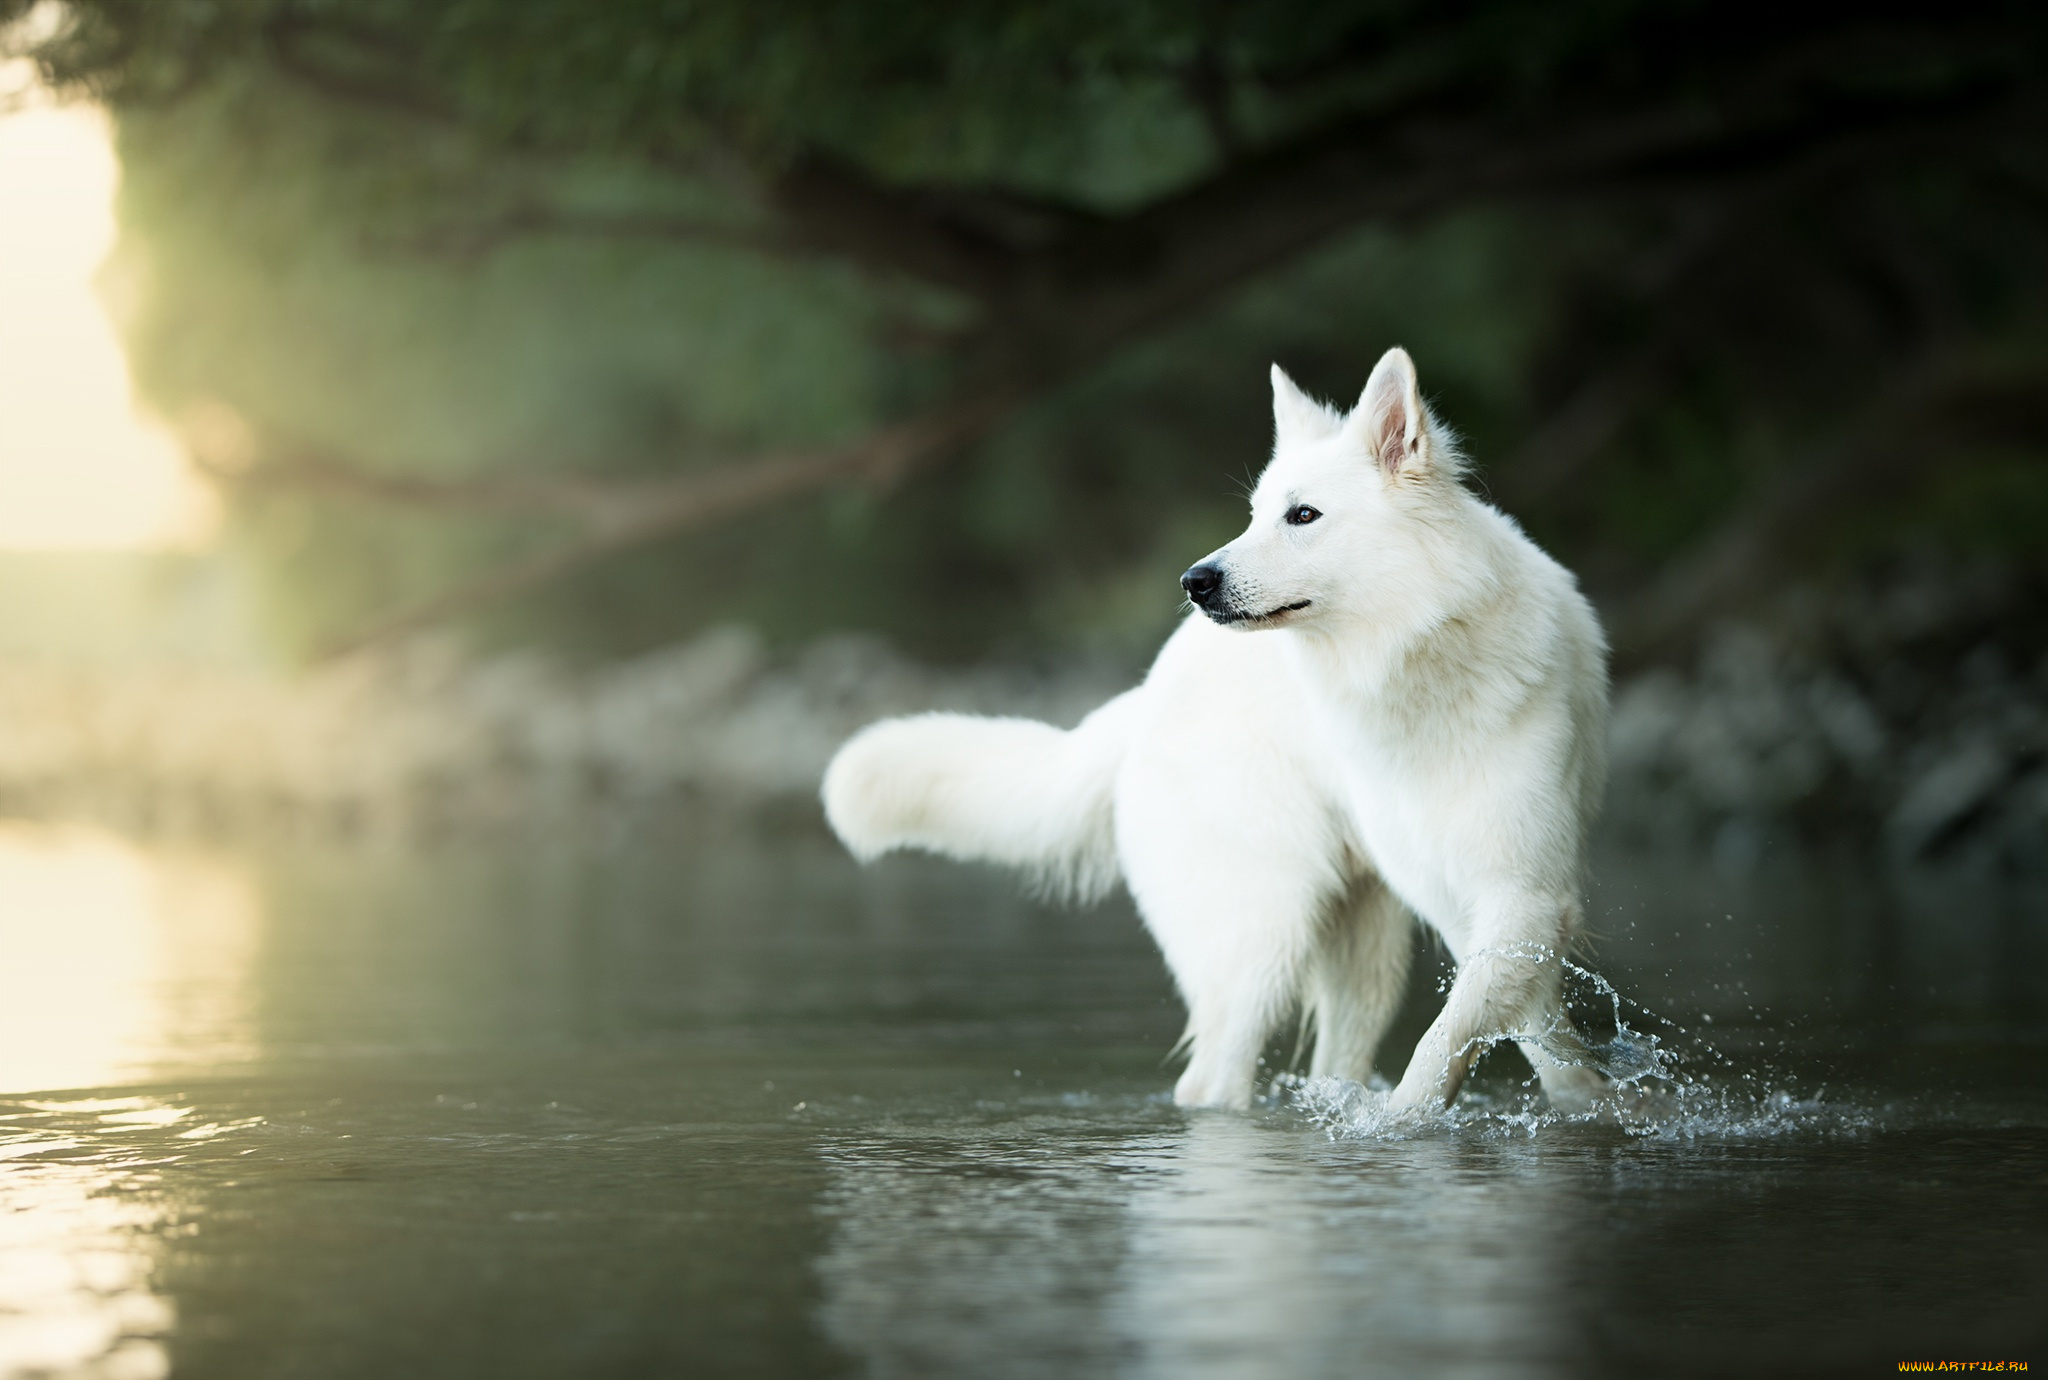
left=812, top=1109, right=1576, bottom=1380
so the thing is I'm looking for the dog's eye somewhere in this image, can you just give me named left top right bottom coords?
left=1284, top=504, right=1322, bottom=526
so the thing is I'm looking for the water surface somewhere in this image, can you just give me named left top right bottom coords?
left=0, top=817, right=2043, bottom=1378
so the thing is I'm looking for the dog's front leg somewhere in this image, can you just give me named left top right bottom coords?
left=1385, top=894, right=1574, bottom=1114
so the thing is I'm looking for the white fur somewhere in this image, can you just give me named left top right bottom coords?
left=823, top=696, right=1139, bottom=903
left=822, top=347, right=1611, bottom=1114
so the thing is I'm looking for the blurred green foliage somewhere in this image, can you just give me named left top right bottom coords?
left=10, top=0, right=2046, bottom=663
left=102, top=65, right=1565, bottom=661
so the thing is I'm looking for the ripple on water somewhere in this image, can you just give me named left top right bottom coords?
left=0, top=1096, right=200, bottom=1380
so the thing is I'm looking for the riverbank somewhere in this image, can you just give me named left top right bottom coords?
left=0, top=559, right=2039, bottom=867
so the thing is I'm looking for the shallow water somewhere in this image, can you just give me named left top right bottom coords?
left=0, top=816, right=2043, bottom=1378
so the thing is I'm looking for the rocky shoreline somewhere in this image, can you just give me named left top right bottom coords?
left=0, top=627, right=1128, bottom=840
left=1609, top=561, right=2045, bottom=872
left=1, top=562, right=2040, bottom=867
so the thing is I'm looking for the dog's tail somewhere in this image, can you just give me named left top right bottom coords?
left=821, top=689, right=1141, bottom=902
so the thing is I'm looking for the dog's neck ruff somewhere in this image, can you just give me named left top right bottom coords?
left=1285, top=494, right=1516, bottom=717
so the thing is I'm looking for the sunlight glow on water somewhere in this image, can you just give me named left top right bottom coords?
left=0, top=827, right=256, bottom=1377
left=0, top=820, right=2035, bottom=1376
left=0, top=825, right=257, bottom=1096
left=0, top=1097, right=186, bottom=1380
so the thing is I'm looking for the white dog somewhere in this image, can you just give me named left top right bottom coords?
left=823, top=347, right=1612, bottom=1114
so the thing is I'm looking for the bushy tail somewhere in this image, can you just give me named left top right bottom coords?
left=821, top=689, right=1141, bottom=902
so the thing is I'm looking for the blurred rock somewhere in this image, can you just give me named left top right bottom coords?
left=0, top=626, right=1128, bottom=840
left=1604, top=559, right=2048, bottom=871
left=0, top=558, right=2040, bottom=868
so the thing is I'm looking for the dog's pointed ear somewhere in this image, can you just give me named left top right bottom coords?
left=1271, top=364, right=1338, bottom=447
left=1348, top=347, right=1425, bottom=475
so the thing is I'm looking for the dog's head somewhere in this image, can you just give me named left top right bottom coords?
left=1180, top=346, right=1463, bottom=632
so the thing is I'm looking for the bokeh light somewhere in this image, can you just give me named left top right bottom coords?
left=0, top=100, right=214, bottom=550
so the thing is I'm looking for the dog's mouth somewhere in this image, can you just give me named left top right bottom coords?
left=1205, top=599, right=1312, bottom=627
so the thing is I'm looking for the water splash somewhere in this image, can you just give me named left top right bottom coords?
left=1272, top=959, right=1885, bottom=1142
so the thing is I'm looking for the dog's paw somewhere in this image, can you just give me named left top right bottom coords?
left=1172, top=1065, right=1254, bottom=1111
left=1537, top=1062, right=1611, bottom=1116
left=1380, top=1076, right=1450, bottom=1121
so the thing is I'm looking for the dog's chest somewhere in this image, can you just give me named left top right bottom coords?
left=1299, top=695, right=1473, bottom=942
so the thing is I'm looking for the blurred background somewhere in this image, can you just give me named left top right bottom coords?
left=0, top=0, right=2042, bottom=1032
left=1, top=5, right=2046, bottom=1376
left=0, top=0, right=2040, bottom=866
left=0, top=0, right=2044, bottom=1060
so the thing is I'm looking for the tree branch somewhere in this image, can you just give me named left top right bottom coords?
left=262, top=12, right=453, bottom=127
left=1606, top=353, right=2048, bottom=669
left=382, top=206, right=805, bottom=264
left=1489, top=206, right=1745, bottom=507
left=311, top=386, right=1024, bottom=661
left=211, top=7, right=2046, bottom=661
left=989, top=63, right=2031, bottom=373
left=1492, top=352, right=1675, bottom=508
left=286, top=74, right=2037, bottom=657
left=199, top=447, right=682, bottom=525
left=252, top=3, right=2040, bottom=352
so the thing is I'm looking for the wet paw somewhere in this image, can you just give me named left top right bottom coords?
left=1172, top=1065, right=1253, bottom=1110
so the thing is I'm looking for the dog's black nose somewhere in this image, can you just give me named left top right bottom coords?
left=1180, top=563, right=1224, bottom=606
